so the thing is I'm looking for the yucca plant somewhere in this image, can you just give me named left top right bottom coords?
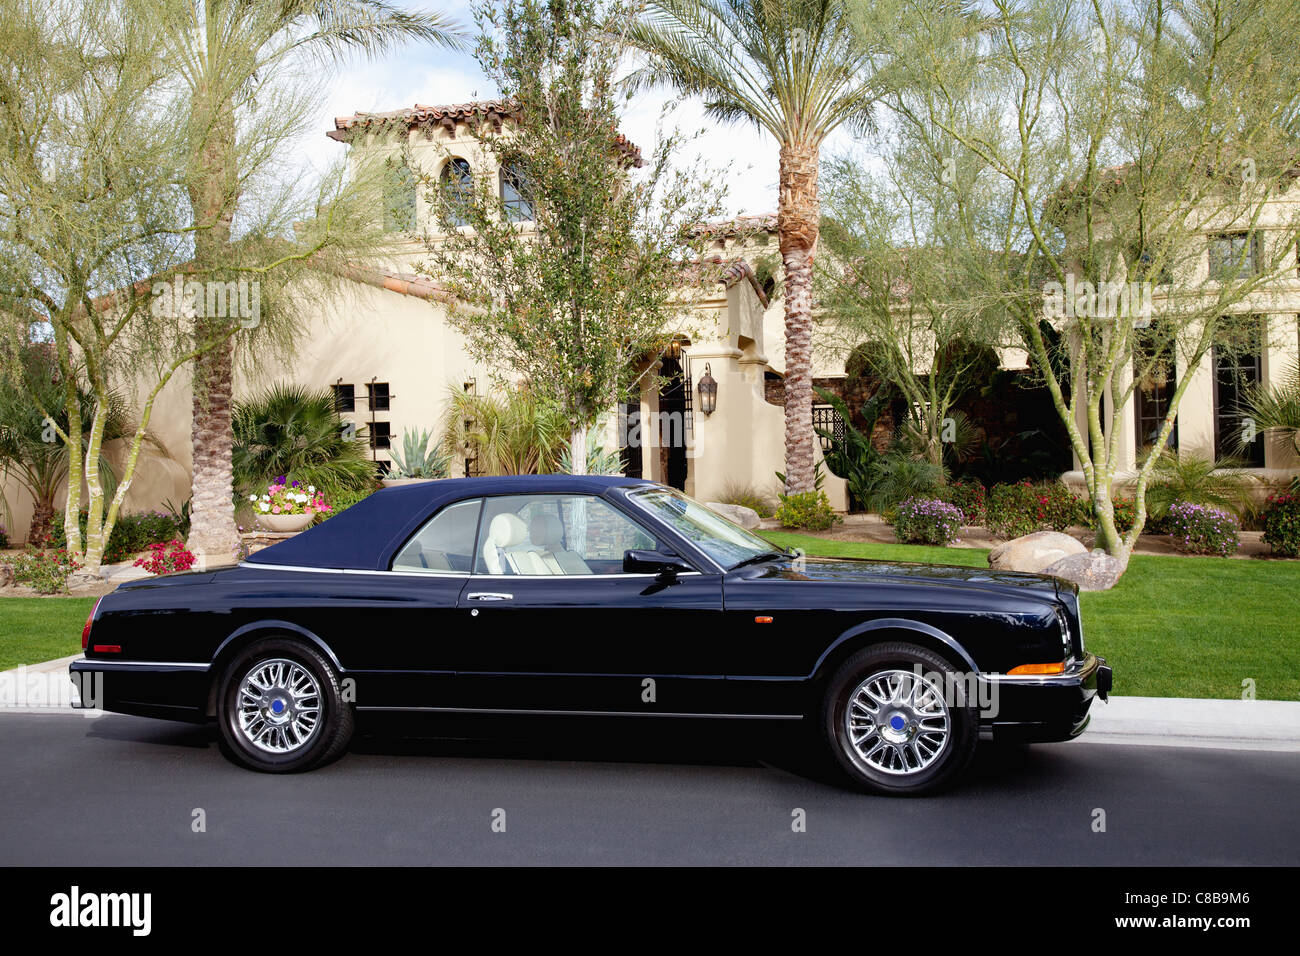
left=232, top=384, right=374, bottom=500
left=441, top=387, right=571, bottom=475
left=388, top=429, right=452, bottom=479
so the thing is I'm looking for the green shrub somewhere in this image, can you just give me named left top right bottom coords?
left=49, top=510, right=183, bottom=563
left=11, top=548, right=80, bottom=594
left=986, top=481, right=1081, bottom=539
left=718, top=482, right=776, bottom=518
left=1166, top=502, right=1240, bottom=557
left=859, top=452, right=944, bottom=515
left=893, top=497, right=965, bottom=546
left=1261, top=492, right=1300, bottom=557
left=314, top=485, right=377, bottom=522
left=775, top=491, right=840, bottom=531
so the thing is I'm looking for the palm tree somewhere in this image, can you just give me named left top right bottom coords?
left=231, top=384, right=376, bottom=500
left=441, top=386, right=572, bottom=476
left=627, top=0, right=879, bottom=493
left=1241, top=359, right=1300, bottom=466
left=162, top=1, right=463, bottom=566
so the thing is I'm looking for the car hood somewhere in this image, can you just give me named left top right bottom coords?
left=739, top=555, right=1070, bottom=602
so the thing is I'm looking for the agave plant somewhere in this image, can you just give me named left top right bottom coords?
left=232, top=384, right=374, bottom=500
left=388, top=429, right=452, bottom=479
left=1239, top=358, right=1300, bottom=468
left=557, top=443, right=624, bottom=476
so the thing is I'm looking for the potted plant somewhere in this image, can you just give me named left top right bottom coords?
left=250, top=477, right=332, bottom=532
left=381, top=429, right=453, bottom=487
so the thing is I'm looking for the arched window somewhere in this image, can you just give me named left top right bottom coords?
left=440, top=157, right=473, bottom=227
left=500, top=162, right=533, bottom=222
left=383, top=157, right=416, bottom=233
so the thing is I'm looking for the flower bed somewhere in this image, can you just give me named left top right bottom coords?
left=1166, top=501, right=1240, bottom=557
left=893, top=497, right=965, bottom=546
left=1261, top=492, right=1300, bottom=557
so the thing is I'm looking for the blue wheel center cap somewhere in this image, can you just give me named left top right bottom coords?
left=889, top=715, right=906, bottom=731
left=271, top=699, right=286, bottom=715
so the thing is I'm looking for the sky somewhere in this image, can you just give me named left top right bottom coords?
left=292, top=1, right=855, bottom=218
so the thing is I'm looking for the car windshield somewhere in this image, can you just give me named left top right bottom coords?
left=626, top=487, right=780, bottom=569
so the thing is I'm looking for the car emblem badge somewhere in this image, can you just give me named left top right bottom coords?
left=890, top=715, right=906, bottom=731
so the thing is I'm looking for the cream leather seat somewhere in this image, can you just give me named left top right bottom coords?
left=482, top=513, right=548, bottom=574
left=529, top=514, right=592, bottom=574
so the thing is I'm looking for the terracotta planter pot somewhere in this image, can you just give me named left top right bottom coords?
left=256, top=512, right=313, bottom=533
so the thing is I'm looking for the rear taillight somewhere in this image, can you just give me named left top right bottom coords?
left=81, top=597, right=103, bottom=651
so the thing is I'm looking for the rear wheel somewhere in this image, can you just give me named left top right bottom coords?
left=821, top=642, right=977, bottom=796
left=217, top=638, right=353, bottom=773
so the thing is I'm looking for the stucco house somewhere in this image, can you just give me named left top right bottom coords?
left=3, top=100, right=1299, bottom=543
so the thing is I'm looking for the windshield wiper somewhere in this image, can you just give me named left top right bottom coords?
left=729, top=551, right=789, bottom=571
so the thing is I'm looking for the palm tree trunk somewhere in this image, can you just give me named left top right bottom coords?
left=185, top=94, right=241, bottom=568
left=778, top=140, right=820, bottom=494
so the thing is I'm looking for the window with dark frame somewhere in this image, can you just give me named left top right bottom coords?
left=499, top=163, right=533, bottom=222
left=441, top=157, right=472, bottom=227
left=1208, top=232, right=1260, bottom=280
left=331, top=383, right=355, bottom=412
left=1212, top=315, right=1265, bottom=467
left=1134, top=333, right=1178, bottom=452
left=366, top=382, right=390, bottom=411
left=368, top=420, right=392, bottom=450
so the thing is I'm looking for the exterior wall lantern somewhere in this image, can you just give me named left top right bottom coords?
left=697, top=363, right=718, bottom=417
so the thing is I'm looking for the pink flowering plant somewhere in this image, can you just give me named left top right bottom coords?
left=894, top=497, right=965, bottom=546
left=1166, top=501, right=1240, bottom=557
left=1261, top=492, right=1300, bottom=557
left=248, top=477, right=332, bottom=518
left=133, top=540, right=196, bottom=575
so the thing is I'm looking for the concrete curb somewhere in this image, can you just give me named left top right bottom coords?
left=1082, top=695, right=1300, bottom=752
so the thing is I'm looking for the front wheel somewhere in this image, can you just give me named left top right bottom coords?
left=821, top=642, right=977, bottom=796
left=217, top=638, right=353, bottom=773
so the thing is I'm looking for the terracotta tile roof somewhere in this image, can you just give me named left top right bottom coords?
left=693, top=214, right=778, bottom=239
left=333, top=265, right=455, bottom=303
left=327, top=99, right=643, bottom=166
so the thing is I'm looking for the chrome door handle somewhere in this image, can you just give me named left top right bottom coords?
left=467, top=592, right=513, bottom=602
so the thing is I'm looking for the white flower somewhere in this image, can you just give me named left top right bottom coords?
left=248, top=495, right=257, bottom=502
left=307, top=485, right=315, bottom=493
left=259, top=502, right=270, bottom=512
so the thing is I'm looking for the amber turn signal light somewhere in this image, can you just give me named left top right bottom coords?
left=754, top=616, right=773, bottom=624
left=1007, top=661, right=1066, bottom=676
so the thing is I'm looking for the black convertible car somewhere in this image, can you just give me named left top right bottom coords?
left=70, top=475, right=1110, bottom=795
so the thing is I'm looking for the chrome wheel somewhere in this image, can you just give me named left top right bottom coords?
left=844, top=668, right=950, bottom=776
left=235, top=658, right=322, bottom=755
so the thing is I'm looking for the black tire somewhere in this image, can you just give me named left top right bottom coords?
left=216, top=638, right=353, bottom=773
left=821, top=642, right=977, bottom=796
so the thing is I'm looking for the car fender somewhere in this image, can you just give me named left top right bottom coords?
left=810, top=617, right=981, bottom=684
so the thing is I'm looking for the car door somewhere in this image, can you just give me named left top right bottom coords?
left=448, top=492, right=727, bottom=714
left=337, top=497, right=481, bottom=708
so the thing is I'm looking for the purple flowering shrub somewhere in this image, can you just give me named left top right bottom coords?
left=1261, top=493, right=1300, bottom=557
left=1166, top=501, right=1240, bottom=556
left=894, top=497, right=965, bottom=546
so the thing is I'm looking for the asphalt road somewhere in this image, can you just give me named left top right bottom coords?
left=2, top=712, right=1297, bottom=865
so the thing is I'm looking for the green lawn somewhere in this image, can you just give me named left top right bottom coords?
left=764, top=532, right=1300, bottom=700
left=0, top=597, right=96, bottom=671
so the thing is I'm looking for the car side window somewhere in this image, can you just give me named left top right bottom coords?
left=391, top=498, right=483, bottom=572
left=475, top=494, right=659, bottom=575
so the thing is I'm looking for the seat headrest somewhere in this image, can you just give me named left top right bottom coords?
left=486, top=513, right=528, bottom=548
left=529, top=514, right=564, bottom=549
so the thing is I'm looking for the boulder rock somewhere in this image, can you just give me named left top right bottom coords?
left=0, top=564, right=12, bottom=587
left=1042, top=550, right=1127, bottom=591
left=704, top=501, right=762, bottom=530
left=988, top=531, right=1087, bottom=574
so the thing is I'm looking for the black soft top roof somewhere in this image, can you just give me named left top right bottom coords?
left=244, top=474, right=651, bottom=570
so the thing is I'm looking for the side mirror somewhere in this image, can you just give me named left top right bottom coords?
left=623, top=549, right=693, bottom=578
